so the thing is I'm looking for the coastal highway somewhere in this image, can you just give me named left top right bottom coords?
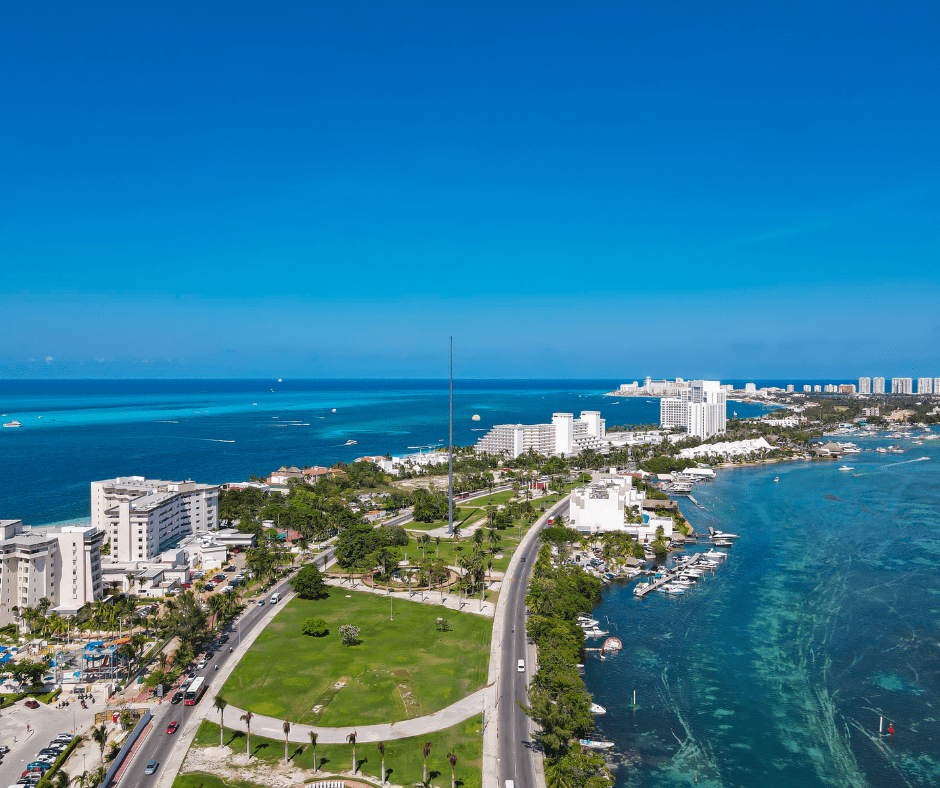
left=127, top=570, right=300, bottom=788
left=497, top=499, right=569, bottom=788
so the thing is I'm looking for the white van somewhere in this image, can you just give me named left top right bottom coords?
left=505, top=781, right=515, bottom=788
left=517, top=659, right=525, bottom=673
left=270, top=592, right=280, bottom=604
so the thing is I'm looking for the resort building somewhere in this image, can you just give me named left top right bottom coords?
left=91, top=477, right=220, bottom=562
left=839, top=384, right=857, bottom=394
left=873, top=377, right=886, bottom=394
left=660, top=380, right=727, bottom=440
left=917, top=378, right=934, bottom=395
left=677, top=437, right=773, bottom=460
left=474, top=411, right=607, bottom=458
left=859, top=377, right=871, bottom=394
left=891, top=378, right=913, bottom=395
left=803, top=385, right=812, bottom=393
left=569, top=475, right=645, bottom=535
left=0, top=520, right=104, bottom=626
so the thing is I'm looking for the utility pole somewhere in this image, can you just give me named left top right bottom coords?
left=448, top=337, right=454, bottom=536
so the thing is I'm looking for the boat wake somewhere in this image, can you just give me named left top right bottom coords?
left=157, top=436, right=235, bottom=443
left=851, top=456, right=929, bottom=476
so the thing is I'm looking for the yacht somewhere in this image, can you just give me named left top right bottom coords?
left=838, top=465, right=854, bottom=471
left=344, top=439, right=358, bottom=445
left=590, top=703, right=607, bottom=715
left=579, top=739, right=614, bottom=750
left=2, top=421, right=22, bottom=428
left=714, top=539, right=734, bottom=547
left=712, top=530, right=739, bottom=539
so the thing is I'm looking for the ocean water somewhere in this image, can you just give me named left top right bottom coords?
left=585, top=433, right=940, bottom=788
left=0, top=379, right=776, bottom=526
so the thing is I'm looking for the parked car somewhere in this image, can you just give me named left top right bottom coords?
left=219, top=634, right=229, bottom=644
left=224, top=565, right=236, bottom=572
left=24, top=699, right=39, bottom=709
left=0, top=744, right=10, bottom=754
left=166, top=721, right=179, bottom=735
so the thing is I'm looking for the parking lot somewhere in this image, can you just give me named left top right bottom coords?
left=0, top=687, right=104, bottom=787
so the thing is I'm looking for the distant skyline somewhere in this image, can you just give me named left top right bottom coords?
left=2, top=2, right=939, bottom=379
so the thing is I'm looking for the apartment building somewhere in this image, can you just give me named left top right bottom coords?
left=91, top=477, right=219, bottom=562
left=859, top=377, right=871, bottom=395
left=0, top=520, right=104, bottom=627
left=917, top=378, right=934, bottom=395
left=873, top=377, right=886, bottom=394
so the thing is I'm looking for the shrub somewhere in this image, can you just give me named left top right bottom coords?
left=301, top=618, right=329, bottom=637
left=338, top=624, right=361, bottom=646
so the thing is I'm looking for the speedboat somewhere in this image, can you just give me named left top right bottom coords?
left=838, top=465, right=853, bottom=471
left=344, top=439, right=358, bottom=445
left=712, top=531, right=739, bottom=539
left=579, top=739, right=614, bottom=749
left=714, top=540, right=733, bottom=547
left=590, top=703, right=607, bottom=715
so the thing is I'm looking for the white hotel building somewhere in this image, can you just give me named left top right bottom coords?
left=0, top=520, right=104, bottom=626
left=660, top=380, right=727, bottom=440
left=475, top=411, right=606, bottom=459
left=92, top=477, right=220, bottom=562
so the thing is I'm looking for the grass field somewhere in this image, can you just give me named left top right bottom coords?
left=220, top=589, right=491, bottom=726
left=173, top=774, right=268, bottom=788
left=188, top=717, right=483, bottom=788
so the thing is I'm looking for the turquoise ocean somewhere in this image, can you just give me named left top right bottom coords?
left=0, top=378, right=777, bottom=526
left=585, top=433, right=940, bottom=788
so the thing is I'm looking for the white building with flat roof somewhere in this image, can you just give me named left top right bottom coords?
left=0, top=520, right=104, bottom=626
left=92, top=477, right=219, bottom=562
left=660, top=380, right=727, bottom=440
left=569, top=476, right=644, bottom=534
left=475, top=411, right=607, bottom=458
left=873, top=377, right=885, bottom=394
left=891, top=378, right=913, bottom=395
left=859, top=377, right=871, bottom=394
left=917, top=378, right=933, bottom=395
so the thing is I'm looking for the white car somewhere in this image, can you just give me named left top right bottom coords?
left=517, top=659, right=525, bottom=673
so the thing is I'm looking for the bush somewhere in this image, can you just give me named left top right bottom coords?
left=301, top=618, right=329, bottom=637
left=338, top=624, right=361, bottom=646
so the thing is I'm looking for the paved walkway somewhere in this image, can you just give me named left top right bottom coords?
left=219, top=687, right=489, bottom=744
left=323, top=574, right=498, bottom=617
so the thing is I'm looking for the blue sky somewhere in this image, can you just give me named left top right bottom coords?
left=2, top=1, right=939, bottom=379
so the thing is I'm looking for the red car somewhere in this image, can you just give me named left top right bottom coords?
left=24, top=699, right=40, bottom=709
left=166, top=721, right=179, bottom=735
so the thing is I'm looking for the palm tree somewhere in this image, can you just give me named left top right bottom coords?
left=487, top=527, right=500, bottom=552
left=377, top=741, right=386, bottom=784
left=447, top=751, right=458, bottom=788
left=90, top=723, right=108, bottom=765
left=451, top=522, right=462, bottom=543
left=422, top=741, right=433, bottom=783
left=347, top=731, right=357, bottom=774
left=309, top=730, right=318, bottom=773
left=471, top=528, right=485, bottom=550
left=283, top=720, right=291, bottom=763
left=214, top=696, right=228, bottom=746
left=157, top=650, right=169, bottom=674
left=418, top=534, right=431, bottom=559
left=50, top=770, right=70, bottom=788
left=90, top=766, right=106, bottom=788
left=434, top=537, right=441, bottom=558
left=74, top=772, right=90, bottom=788
left=241, top=711, right=253, bottom=757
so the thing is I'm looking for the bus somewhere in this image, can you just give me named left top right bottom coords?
left=183, top=676, right=207, bottom=706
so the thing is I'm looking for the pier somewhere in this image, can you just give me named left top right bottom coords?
left=633, top=553, right=722, bottom=597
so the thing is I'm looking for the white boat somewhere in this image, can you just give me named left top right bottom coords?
left=579, top=739, right=614, bottom=750
left=774, top=476, right=780, bottom=482
left=838, top=465, right=854, bottom=471
left=714, top=540, right=733, bottom=547
left=345, top=439, right=358, bottom=445
left=590, top=702, right=607, bottom=715
left=584, top=627, right=609, bottom=638
left=2, top=421, right=22, bottom=428
left=713, top=531, right=739, bottom=539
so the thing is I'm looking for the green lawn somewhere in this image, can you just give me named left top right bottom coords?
left=221, top=589, right=491, bottom=726
left=189, top=717, right=482, bottom=788
left=174, top=774, right=268, bottom=788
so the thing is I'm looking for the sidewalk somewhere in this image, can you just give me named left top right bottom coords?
left=323, top=574, right=497, bottom=617
left=219, top=687, right=488, bottom=745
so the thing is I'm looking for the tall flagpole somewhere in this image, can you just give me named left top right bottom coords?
left=447, top=337, right=454, bottom=534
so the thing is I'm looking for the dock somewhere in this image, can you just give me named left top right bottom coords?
left=633, top=553, right=720, bottom=597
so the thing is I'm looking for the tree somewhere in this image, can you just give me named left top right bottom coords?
left=434, top=536, right=442, bottom=557
left=290, top=564, right=329, bottom=600
left=301, top=618, right=329, bottom=637
left=347, top=731, right=358, bottom=774
left=89, top=766, right=106, bottom=788
left=338, top=624, right=361, bottom=646
left=51, top=770, right=70, bottom=788
left=377, top=740, right=386, bottom=784
left=447, top=751, right=458, bottom=788
left=241, top=710, right=253, bottom=757
left=214, top=696, right=228, bottom=746
left=418, top=534, right=431, bottom=559
left=422, top=741, right=433, bottom=782
left=283, top=720, right=291, bottom=764
left=309, top=730, right=318, bottom=773
left=91, top=724, right=108, bottom=765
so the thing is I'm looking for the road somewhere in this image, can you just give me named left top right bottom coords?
left=497, top=499, right=568, bottom=788
left=127, top=569, right=301, bottom=788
